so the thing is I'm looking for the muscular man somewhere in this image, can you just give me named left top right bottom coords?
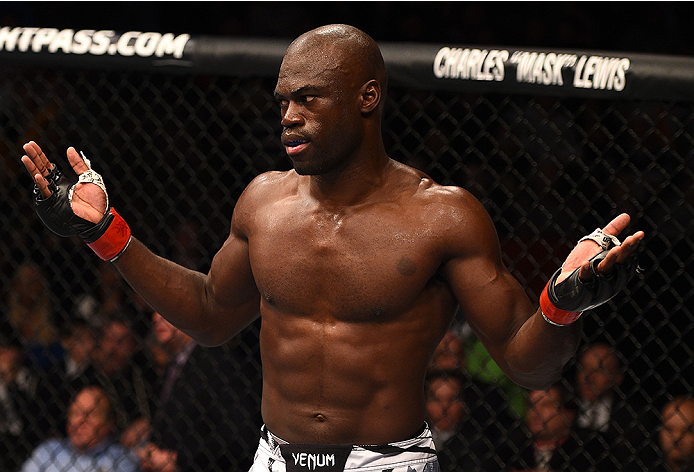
left=21, top=24, right=643, bottom=472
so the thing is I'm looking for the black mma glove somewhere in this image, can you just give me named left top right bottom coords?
left=33, top=153, right=131, bottom=261
left=540, top=228, right=640, bottom=326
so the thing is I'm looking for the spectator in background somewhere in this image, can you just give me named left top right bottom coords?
left=145, top=332, right=172, bottom=378
left=0, top=340, right=39, bottom=471
left=430, top=329, right=466, bottom=372
left=429, top=327, right=518, bottom=470
left=575, top=342, right=625, bottom=432
left=2, top=260, right=64, bottom=372
left=92, top=317, right=160, bottom=444
left=500, top=381, right=607, bottom=471
left=20, top=385, right=139, bottom=472
left=120, top=310, right=196, bottom=449
left=464, top=331, right=527, bottom=420
left=151, top=311, right=195, bottom=408
left=575, top=342, right=658, bottom=470
left=657, top=396, right=694, bottom=472
left=426, top=368, right=508, bottom=471
left=138, top=314, right=263, bottom=472
left=35, top=318, right=101, bottom=438
left=74, top=259, right=132, bottom=328
left=426, top=369, right=468, bottom=458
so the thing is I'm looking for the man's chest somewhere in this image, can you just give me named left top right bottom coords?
left=247, top=207, right=444, bottom=318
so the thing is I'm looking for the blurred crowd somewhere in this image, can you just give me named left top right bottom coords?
left=426, top=324, right=694, bottom=472
left=1, top=252, right=263, bottom=472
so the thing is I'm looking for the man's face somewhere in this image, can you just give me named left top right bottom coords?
left=274, top=44, right=364, bottom=176
left=660, top=401, right=694, bottom=471
left=67, top=388, right=112, bottom=452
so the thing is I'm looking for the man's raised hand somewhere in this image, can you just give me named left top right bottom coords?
left=558, top=213, right=644, bottom=284
left=21, top=141, right=107, bottom=223
left=540, top=213, right=644, bottom=326
left=21, top=141, right=132, bottom=262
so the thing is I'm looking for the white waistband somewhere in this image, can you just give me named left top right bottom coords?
left=257, top=424, right=438, bottom=471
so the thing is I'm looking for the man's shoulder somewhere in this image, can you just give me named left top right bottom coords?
left=238, top=170, right=297, bottom=206
left=406, top=176, right=496, bottom=242
left=231, top=170, right=296, bottom=224
left=391, top=162, right=481, bottom=213
left=249, top=169, right=297, bottom=187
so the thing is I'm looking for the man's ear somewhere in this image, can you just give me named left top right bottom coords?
left=359, top=79, right=381, bottom=114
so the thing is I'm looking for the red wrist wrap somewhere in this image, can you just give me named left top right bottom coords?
left=540, top=280, right=583, bottom=326
left=87, top=208, right=131, bottom=261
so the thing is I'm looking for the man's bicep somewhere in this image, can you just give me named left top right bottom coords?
left=207, top=227, right=260, bottom=310
left=444, top=247, right=536, bottom=372
left=190, top=229, right=260, bottom=346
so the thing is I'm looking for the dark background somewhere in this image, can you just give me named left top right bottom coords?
left=2, top=1, right=694, bottom=56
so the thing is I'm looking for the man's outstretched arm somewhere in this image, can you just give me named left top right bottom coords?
left=112, top=234, right=260, bottom=346
left=442, top=190, right=643, bottom=390
left=21, top=141, right=260, bottom=346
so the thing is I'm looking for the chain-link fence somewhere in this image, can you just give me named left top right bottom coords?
left=1, top=31, right=693, bottom=472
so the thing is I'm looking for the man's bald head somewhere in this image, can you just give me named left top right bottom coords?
left=285, top=24, right=388, bottom=101
left=275, top=24, right=389, bottom=175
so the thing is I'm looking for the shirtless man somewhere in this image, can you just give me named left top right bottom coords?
left=21, top=24, right=643, bottom=472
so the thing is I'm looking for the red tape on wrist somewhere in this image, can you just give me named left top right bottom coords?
left=540, top=281, right=582, bottom=326
left=87, top=208, right=132, bottom=261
